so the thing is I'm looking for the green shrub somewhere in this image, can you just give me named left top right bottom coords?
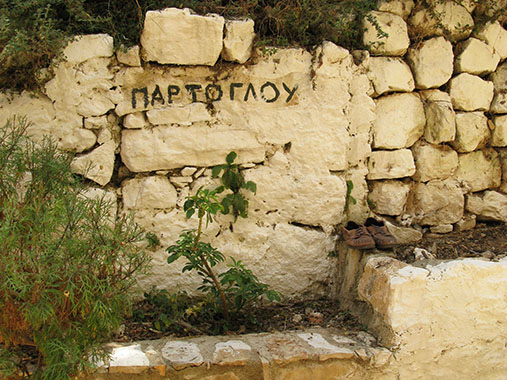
left=167, top=152, right=280, bottom=329
left=0, top=117, right=151, bottom=380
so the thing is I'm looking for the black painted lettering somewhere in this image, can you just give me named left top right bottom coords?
left=243, top=83, right=257, bottom=101
left=229, top=83, right=243, bottom=101
left=131, top=87, right=149, bottom=109
left=151, top=85, right=165, bottom=106
left=167, top=85, right=180, bottom=103
left=205, top=84, right=223, bottom=102
left=283, top=83, right=298, bottom=103
left=260, top=82, right=280, bottom=103
left=185, top=84, right=202, bottom=103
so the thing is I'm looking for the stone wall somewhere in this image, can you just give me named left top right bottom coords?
left=1, top=2, right=507, bottom=297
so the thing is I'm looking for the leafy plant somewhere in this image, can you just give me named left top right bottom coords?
left=167, top=152, right=280, bottom=327
left=0, top=117, right=151, bottom=380
left=212, top=151, right=257, bottom=220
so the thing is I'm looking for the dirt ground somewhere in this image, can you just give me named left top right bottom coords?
left=115, top=222, right=506, bottom=342
left=394, top=221, right=507, bottom=263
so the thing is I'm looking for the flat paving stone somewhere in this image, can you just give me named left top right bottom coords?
left=264, top=335, right=309, bottom=365
left=213, top=340, right=252, bottom=366
left=297, top=332, right=355, bottom=361
left=161, top=341, right=203, bottom=370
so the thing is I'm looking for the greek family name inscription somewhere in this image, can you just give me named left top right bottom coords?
left=131, top=82, right=298, bottom=108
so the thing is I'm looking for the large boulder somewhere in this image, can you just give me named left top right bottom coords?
left=368, top=180, right=411, bottom=216
left=408, top=2, right=474, bottom=42
left=412, top=142, right=458, bottom=182
left=420, top=90, right=456, bottom=144
left=448, top=73, right=494, bottom=112
left=363, top=11, right=410, bottom=56
left=140, top=8, right=224, bottom=65
left=474, top=21, right=507, bottom=60
left=120, top=125, right=265, bottom=172
left=372, top=93, right=426, bottom=149
left=222, top=19, right=255, bottom=64
left=63, top=34, right=114, bottom=64
left=368, top=57, right=415, bottom=96
left=466, top=191, right=507, bottom=222
left=454, top=38, right=500, bottom=75
left=71, top=140, right=116, bottom=186
left=451, top=112, right=490, bottom=152
left=376, top=0, right=415, bottom=19
left=406, top=37, right=454, bottom=89
left=367, top=149, right=416, bottom=180
left=455, top=149, right=502, bottom=193
left=407, top=179, right=464, bottom=226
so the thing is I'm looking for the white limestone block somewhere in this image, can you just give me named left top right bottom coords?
left=466, top=191, right=507, bottom=222
left=406, top=37, right=454, bottom=89
left=492, top=115, right=507, bottom=147
left=71, top=140, right=116, bottom=186
left=368, top=57, right=414, bottom=96
left=63, top=34, right=114, bottom=64
left=363, top=11, right=410, bottom=56
left=448, top=74, right=494, bottom=112
left=120, top=125, right=265, bottom=172
left=59, top=128, right=97, bottom=153
left=368, top=180, right=411, bottom=216
left=373, top=93, right=426, bottom=149
left=109, top=344, right=149, bottom=368
left=122, top=176, right=177, bottom=210
left=77, top=93, right=115, bottom=117
left=367, top=149, right=416, bottom=180
left=297, top=333, right=353, bottom=361
left=123, top=112, right=148, bottom=129
left=117, top=45, right=141, bottom=67
left=222, top=19, right=255, bottom=64
left=407, top=179, right=464, bottom=225
left=244, top=166, right=347, bottom=226
left=456, top=149, right=502, bottom=192
left=161, top=341, right=203, bottom=370
left=213, top=340, right=251, bottom=365
left=85, top=115, right=109, bottom=129
left=376, top=0, right=414, bottom=19
left=412, top=142, right=458, bottom=182
left=454, top=38, right=500, bottom=75
left=146, top=103, right=211, bottom=126
left=141, top=8, right=224, bottom=65
left=408, top=2, right=473, bottom=42
left=475, top=21, right=507, bottom=60
left=420, top=90, right=456, bottom=144
left=452, top=112, right=490, bottom=153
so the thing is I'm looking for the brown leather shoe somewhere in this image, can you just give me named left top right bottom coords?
left=341, top=221, right=376, bottom=250
left=364, top=218, right=397, bottom=249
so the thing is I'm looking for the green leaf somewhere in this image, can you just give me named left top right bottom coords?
left=243, top=181, right=257, bottom=194
left=167, top=253, right=181, bottom=264
left=226, top=151, right=237, bottom=164
left=185, top=208, right=195, bottom=219
left=212, top=165, right=224, bottom=178
left=183, top=199, right=194, bottom=211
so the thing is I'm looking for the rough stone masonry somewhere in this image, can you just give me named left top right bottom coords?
left=0, top=1, right=506, bottom=302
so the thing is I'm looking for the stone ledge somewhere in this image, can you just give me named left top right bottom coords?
left=86, top=328, right=392, bottom=379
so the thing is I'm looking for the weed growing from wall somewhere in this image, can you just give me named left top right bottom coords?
left=167, top=152, right=280, bottom=329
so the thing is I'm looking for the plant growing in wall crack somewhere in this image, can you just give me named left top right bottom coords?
left=167, top=152, right=280, bottom=328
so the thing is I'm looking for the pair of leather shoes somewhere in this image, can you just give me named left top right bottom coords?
left=341, top=218, right=397, bottom=250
